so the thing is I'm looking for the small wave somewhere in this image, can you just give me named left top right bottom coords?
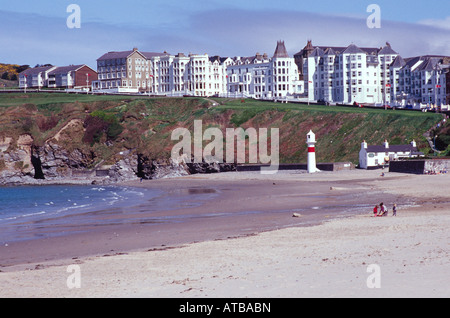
left=91, top=187, right=106, bottom=192
left=57, top=204, right=92, bottom=213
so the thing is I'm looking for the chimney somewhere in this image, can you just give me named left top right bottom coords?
left=411, top=140, right=417, bottom=148
left=383, top=140, right=389, bottom=149
left=133, top=47, right=138, bottom=51
left=361, top=140, right=367, bottom=149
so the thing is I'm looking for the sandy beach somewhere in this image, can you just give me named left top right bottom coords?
left=0, top=169, right=449, bottom=298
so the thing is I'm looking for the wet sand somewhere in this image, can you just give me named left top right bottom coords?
left=0, top=169, right=449, bottom=297
left=0, top=170, right=394, bottom=269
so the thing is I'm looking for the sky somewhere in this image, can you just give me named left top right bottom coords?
left=1, top=0, right=450, bottom=67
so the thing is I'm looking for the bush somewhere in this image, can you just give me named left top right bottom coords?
left=82, top=111, right=123, bottom=144
left=37, top=115, right=59, bottom=132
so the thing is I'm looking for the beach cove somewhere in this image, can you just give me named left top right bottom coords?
left=0, top=169, right=449, bottom=298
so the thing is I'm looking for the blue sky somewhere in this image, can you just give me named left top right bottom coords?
left=1, top=0, right=449, bottom=66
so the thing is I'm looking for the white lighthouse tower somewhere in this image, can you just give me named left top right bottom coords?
left=306, top=130, right=319, bottom=173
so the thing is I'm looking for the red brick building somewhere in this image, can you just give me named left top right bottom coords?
left=47, top=64, right=97, bottom=89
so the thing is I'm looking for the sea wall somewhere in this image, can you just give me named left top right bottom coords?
left=236, top=162, right=354, bottom=172
left=389, top=159, right=450, bottom=174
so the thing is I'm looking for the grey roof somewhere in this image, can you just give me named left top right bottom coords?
left=324, top=47, right=337, bottom=55
left=403, top=56, right=424, bottom=69
left=403, top=55, right=450, bottom=70
left=366, top=144, right=418, bottom=153
left=141, top=51, right=169, bottom=59
left=235, top=54, right=269, bottom=64
left=378, top=43, right=398, bottom=55
left=310, top=47, right=324, bottom=57
left=97, top=50, right=135, bottom=61
left=417, top=57, right=441, bottom=71
left=97, top=49, right=168, bottom=61
left=19, top=65, right=54, bottom=76
left=48, top=64, right=83, bottom=75
left=209, top=55, right=230, bottom=64
left=294, top=41, right=385, bottom=57
left=342, top=44, right=367, bottom=55
left=273, top=41, right=290, bottom=58
left=391, top=55, right=406, bottom=68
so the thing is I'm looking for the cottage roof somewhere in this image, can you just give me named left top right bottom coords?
left=366, top=144, right=418, bottom=153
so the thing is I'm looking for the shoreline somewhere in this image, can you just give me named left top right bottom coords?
left=0, top=169, right=449, bottom=297
left=0, top=169, right=399, bottom=269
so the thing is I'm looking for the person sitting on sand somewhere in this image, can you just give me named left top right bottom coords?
left=378, top=203, right=387, bottom=217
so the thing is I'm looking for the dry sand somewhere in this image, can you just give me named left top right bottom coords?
left=0, top=169, right=449, bottom=298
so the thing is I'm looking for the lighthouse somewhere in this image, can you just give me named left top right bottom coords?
left=306, top=130, right=319, bottom=173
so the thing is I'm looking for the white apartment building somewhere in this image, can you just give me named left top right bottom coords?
left=19, top=65, right=57, bottom=89
left=393, top=55, right=449, bottom=108
left=95, top=41, right=302, bottom=99
left=95, top=48, right=233, bottom=97
left=227, top=41, right=303, bottom=99
left=295, top=40, right=449, bottom=108
left=296, top=41, right=399, bottom=105
left=152, top=53, right=232, bottom=97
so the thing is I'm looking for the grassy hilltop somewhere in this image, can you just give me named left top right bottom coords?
left=0, top=93, right=445, bottom=168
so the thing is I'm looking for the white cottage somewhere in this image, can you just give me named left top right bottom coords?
left=359, top=140, right=423, bottom=169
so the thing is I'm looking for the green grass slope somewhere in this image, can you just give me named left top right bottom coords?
left=0, top=93, right=444, bottom=167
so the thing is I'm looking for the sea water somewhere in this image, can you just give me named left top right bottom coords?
left=0, top=185, right=160, bottom=243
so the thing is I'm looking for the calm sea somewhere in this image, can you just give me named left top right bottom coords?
left=0, top=185, right=160, bottom=243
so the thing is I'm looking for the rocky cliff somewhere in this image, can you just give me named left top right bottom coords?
left=0, top=93, right=442, bottom=185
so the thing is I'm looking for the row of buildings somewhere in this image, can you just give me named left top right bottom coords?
left=19, top=64, right=97, bottom=91
left=295, top=40, right=450, bottom=107
left=18, top=40, right=450, bottom=107
left=91, top=42, right=303, bottom=99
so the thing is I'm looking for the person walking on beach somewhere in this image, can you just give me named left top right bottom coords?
left=393, top=204, right=397, bottom=216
